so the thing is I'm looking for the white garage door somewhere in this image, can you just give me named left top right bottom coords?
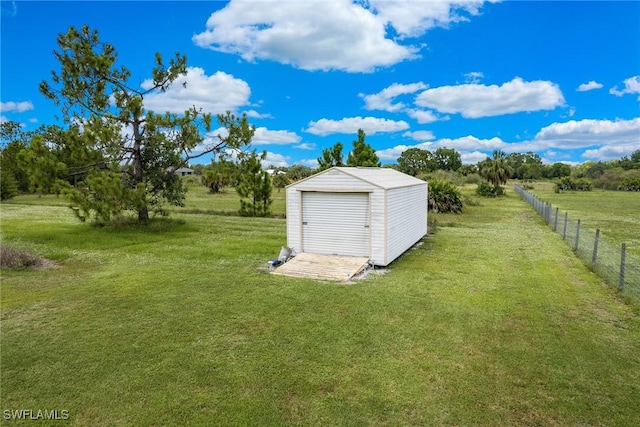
left=301, top=192, right=370, bottom=257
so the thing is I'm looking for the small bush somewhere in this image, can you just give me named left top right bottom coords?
left=424, top=170, right=464, bottom=186
left=476, top=181, right=505, bottom=197
left=619, top=176, right=640, bottom=191
left=428, top=179, right=463, bottom=213
left=0, top=244, right=49, bottom=269
left=555, top=176, right=592, bottom=192
left=462, top=173, right=482, bottom=185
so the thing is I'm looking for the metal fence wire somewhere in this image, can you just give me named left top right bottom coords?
left=514, top=185, right=640, bottom=304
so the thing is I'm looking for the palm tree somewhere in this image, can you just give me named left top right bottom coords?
left=480, top=150, right=513, bottom=188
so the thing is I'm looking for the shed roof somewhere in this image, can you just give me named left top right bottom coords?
left=289, top=167, right=425, bottom=190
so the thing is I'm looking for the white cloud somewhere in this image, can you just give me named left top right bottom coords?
left=0, top=101, right=34, bottom=113
left=141, top=67, right=251, bottom=115
left=582, top=144, right=640, bottom=161
left=464, top=71, right=484, bottom=84
left=306, top=116, right=409, bottom=136
left=263, top=151, right=289, bottom=167
left=0, top=116, right=9, bottom=124
left=403, top=130, right=435, bottom=141
left=577, top=80, right=603, bottom=92
left=295, top=142, right=317, bottom=150
left=193, top=0, right=417, bottom=73
left=368, top=0, right=486, bottom=38
left=360, top=82, right=428, bottom=111
left=534, top=117, right=640, bottom=149
left=193, top=0, right=490, bottom=73
left=244, top=109, right=272, bottom=119
left=300, top=158, right=319, bottom=168
left=609, top=76, right=640, bottom=98
left=431, top=135, right=509, bottom=151
left=207, top=126, right=301, bottom=147
left=414, top=77, right=565, bottom=118
left=461, top=150, right=490, bottom=164
left=252, top=127, right=302, bottom=145
left=406, top=109, right=443, bottom=124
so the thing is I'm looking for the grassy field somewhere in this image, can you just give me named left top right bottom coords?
left=1, top=186, right=640, bottom=425
left=525, top=182, right=640, bottom=259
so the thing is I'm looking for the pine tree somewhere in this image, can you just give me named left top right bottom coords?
left=236, top=151, right=272, bottom=217
left=347, top=129, right=380, bottom=167
left=34, top=25, right=254, bottom=223
left=317, top=142, right=344, bottom=171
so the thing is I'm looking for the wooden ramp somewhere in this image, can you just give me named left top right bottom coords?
left=272, top=253, right=370, bottom=281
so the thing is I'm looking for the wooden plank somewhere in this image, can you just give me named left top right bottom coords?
left=271, top=253, right=370, bottom=281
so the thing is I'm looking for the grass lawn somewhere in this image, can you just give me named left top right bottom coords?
left=1, top=188, right=640, bottom=425
left=525, top=182, right=640, bottom=259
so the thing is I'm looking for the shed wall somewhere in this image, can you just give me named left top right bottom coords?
left=385, top=184, right=428, bottom=265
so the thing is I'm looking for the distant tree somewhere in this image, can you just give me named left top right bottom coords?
left=544, top=162, right=571, bottom=179
left=506, top=152, right=542, bottom=180
left=433, top=147, right=462, bottom=171
left=0, top=121, right=31, bottom=192
left=396, top=148, right=435, bottom=176
left=317, top=142, right=344, bottom=171
left=285, top=165, right=314, bottom=182
left=35, top=25, right=253, bottom=224
left=479, top=150, right=512, bottom=190
left=236, top=150, right=272, bottom=217
left=191, top=164, right=206, bottom=176
left=18, top=134, right=69, bottom=195
left=347, top=129, right=380, bottom=167
left=618, top=150, right=640, bottom=170
left=202, top=157, right=237, bottom=193
left=457, top=164, right=478, bottom=176
left=272, top=172, right=290, bottom=192
left=0, top=170, right=18, bottom=200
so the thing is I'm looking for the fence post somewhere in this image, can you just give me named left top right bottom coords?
left=562, top=212, right=568, bottom=240
left=592, top=229, right=600, bottom=266
left=545, top=203, right=550, bottom=223
left=619, top=243, right=626, bottom=291
left=574, top=219, right=581, bottom=251
left=553, top=207, right=559, bottom=232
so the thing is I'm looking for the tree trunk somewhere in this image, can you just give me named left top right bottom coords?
left=138, top=205, right=149, bottom=223
left=132, top=117, right=148, bottom=224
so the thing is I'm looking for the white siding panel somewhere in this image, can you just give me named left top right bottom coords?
left=385, top=184, right=428, bottom=265
left=302, top=192, right=370, bottom=257
left=286, top=186, right=301, bottom=252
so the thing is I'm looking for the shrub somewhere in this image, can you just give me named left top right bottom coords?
left=424, top=170, right=464, bottom=186
left=427, top=179, right=463, bottom=213
left=476, top=180, right=505, bottom=197
left=619, top=176, right=640, bottom=191
left=555, top=176, right=592, bottom=192
left=0, top=244, right=48, bottom=269
left=462, top=173, right=482, bottom=185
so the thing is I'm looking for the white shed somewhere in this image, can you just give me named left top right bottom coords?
left=286, top=167, right=428, bottom=266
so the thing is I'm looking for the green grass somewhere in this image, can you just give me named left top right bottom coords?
left=1, top=189, right=640, bottom=425
left=527, top=182, right=640, bottom=259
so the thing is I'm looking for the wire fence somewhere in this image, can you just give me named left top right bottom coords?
left=514, top=185, right=640, bottom=304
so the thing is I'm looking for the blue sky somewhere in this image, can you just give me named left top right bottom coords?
left=1, top=0, right=639, bottom=167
